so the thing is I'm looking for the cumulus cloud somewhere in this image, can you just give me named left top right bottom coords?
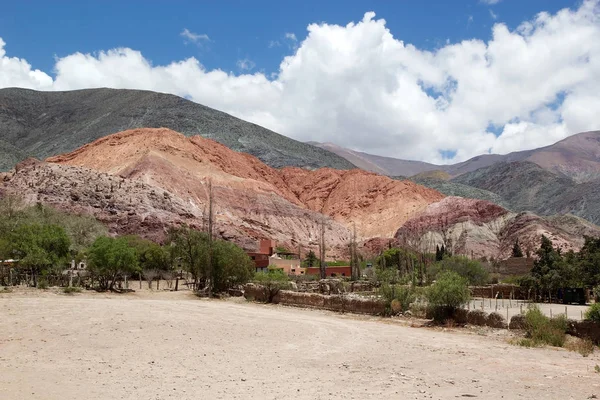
left=180, top=28, right=210, bottom=45
left=1, top=1, right=600, bottom=164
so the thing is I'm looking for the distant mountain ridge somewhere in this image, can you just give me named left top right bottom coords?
left=0, top=87, right=355, bottom=171
left=311, top=131, right=600, bottom=183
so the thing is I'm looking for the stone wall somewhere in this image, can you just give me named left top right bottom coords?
left=274, top=290, right=386, bottom=315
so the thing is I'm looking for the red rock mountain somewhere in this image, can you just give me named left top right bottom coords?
left=395, top=197, right=600, bottom=259
left=38, top=128, right=443, bottom=248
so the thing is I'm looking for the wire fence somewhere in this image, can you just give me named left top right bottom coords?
left=465, top=298, right=590, bottom=321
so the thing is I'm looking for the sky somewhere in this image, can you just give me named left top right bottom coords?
left=1, top=0, right=599, bottom=164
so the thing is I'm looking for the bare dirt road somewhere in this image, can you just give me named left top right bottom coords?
left=1, top=290, right=599, bottom=400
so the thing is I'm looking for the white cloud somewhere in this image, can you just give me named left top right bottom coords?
left=490, top=9, right=498, bottom=20
left=2, top=1, right=600, bottom=165
left=180, top=28, right=210, bottom=45
left=236, top=58, right=256, bottom=71
left=268, top=40, right=281, bottom=48
left=284, top=33, right=297, bottom=42
left=481, top=0, right=501, bottom=4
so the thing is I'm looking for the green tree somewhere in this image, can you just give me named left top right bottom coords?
left=169, top=226, right=209, bottom=289
left=429, top=256, right=489, bottom=286
left=10, top=223, right=71, bottom=287
left=212, top=240, right=254, bottom=292
left=578, top=236, right=600, bottom=288
left=87, top=236, right=139, bottom=291
left=426, top=271, right=471, bottom=321
left=531, top=235, right=564, bottom=301
left=302, top=250, right=318, bottom=268
left=512, top=238, right=524, bottom=258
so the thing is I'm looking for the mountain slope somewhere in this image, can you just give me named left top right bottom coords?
left=311, top=131, right=600, bottom=182
left=451, top=161, right=600, bottom=225
left=395, top=197, right=600, bottom=259
left=0, top=87, right=355, bottom=171
left=47, top=128, right=444, bottom=240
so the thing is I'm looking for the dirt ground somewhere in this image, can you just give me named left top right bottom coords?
left=1, top=289, right=599, bottom=400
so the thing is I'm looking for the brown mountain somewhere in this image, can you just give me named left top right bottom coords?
left=37, top=128, right=443, bottom=246
left=311, top=131, right=600, bottom=182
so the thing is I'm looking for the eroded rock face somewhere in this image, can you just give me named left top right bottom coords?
left=45, top=128, right=443, bottom=243
left=394, top=197, right=600, bottom=259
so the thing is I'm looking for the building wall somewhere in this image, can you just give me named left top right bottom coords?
left=306, top=266, right=352, bottom=278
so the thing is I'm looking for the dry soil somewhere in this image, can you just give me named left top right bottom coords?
left=1, top=289, right=599, bottom=399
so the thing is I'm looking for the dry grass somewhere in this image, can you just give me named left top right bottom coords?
left=564, top=336, right=595, bottom=357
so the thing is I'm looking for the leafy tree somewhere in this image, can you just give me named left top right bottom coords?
left=212, top=240, right=254, bottom=292
left=169, top=225, right=254, bottom=293
left=429, top=256, right=489, bottom=286
left=302, top=250, right=318, bottom=268
left=87, top=236, right=139, bottom=290
left=169, top=226, right=209, bottom=289
left=10, top=223, right=71, bottom=287
left=426, top=271, right=470, bottom=321
left=578, top=236, right=600, bottom=288
left=531, top=235, right=564, bottom=301
left=512, top=238, right=524, bottom=258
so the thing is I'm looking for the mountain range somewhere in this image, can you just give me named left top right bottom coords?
left=1, top=88, right=599, bottom=259
left=312, top=131, right=600, bottom=183
left=0, top=87, right=354, bottom=171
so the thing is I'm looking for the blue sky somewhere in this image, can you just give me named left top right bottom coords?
left=1, top=0, right=576, bottom=77
left=1, top=0, right=598, bottom=163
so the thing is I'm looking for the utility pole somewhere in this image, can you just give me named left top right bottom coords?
left=351, top=222, right=359, bottom=281
left=207, top=180, right=214, bottom=297
left=319, top=219, right=326, bottom=279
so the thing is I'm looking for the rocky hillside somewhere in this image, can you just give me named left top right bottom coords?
left=395, top=197, right=600, bottom=260
left=451, top=161, right=600, bottom=225
left=44, top=128, right=443, bottom=242
left=311, top=131, right=600, bottom=182
left=0, top=87, right=354, bottom=171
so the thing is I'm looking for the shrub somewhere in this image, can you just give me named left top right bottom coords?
left=565, top=337, right=595, bottom=357
left=63, top=286, right=82, bottom=294
left=486, top=312, right=507, bottom=329
left=253, top=270, right=291, bottom=303
left=585, top=303, right=600, bottom=323
left=522, top=306, right=567, bottom=347
left=37, top=279, right=48, bottom=290
left=426, top=271, right=470, bottom=322
left=379, top=284, right=416, bottom=315
left=467, top=310, right=487, bottom=326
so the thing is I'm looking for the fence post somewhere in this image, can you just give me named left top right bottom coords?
left=565, top=306, right=567, bottom=318
left=550, top=309, right=552, bottom=318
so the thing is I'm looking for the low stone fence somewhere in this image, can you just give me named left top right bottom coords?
left=274, top=290, right=386, bottom=315
left=243, top=283, right=385, bottom=315
left=567, top=320, right=600, bottom=344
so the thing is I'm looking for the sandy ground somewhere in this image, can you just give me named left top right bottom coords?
left=1, top=289, right=599, bottom=400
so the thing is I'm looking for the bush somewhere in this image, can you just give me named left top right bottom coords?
left=379, top=284, right=416, bottom=315
left=429, top=256, right=489, bottom=286
left=426, top=271, right=470, bottom=322
left=486, top=312, right=507, bottom=329
left=585, top=303, right=600, bottom=322
left=522, top=306, right=567, bottom=347
left=565, top=337, right=595, bottom=357
left=37, top=279, right=48, bottom=290
left=253, top=270, right=291, bottom=303
left=63, top=286, right=82, bottom=294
